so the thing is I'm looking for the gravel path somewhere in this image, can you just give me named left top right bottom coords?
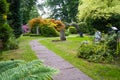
left=30, top=40, right=92, bottom=80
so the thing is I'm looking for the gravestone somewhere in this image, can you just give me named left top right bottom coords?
left=118, top=30, right=120, bottom=42
left=94, top=31, right=101, bottom=42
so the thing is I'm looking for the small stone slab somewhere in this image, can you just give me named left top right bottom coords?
left=53, top=68, right=92, bottom=80
left=36, top=50, right=55, bottom=54
left=39, top=56, right=65, bottom=62
left=44, top=60, right=74, bottom=70
left=36, top=53, right=57, bottom=58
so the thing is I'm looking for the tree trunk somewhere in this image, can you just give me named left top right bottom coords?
left=70, top=22, right=83, bottom=37
left=36, top=26, right=39, bottom=35
left=60, top=29, right=66, bottom=41
left=0, top=39, right=3, bottom=50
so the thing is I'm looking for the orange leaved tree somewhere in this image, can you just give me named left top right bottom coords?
left=28, top=17, right=66, bottom=40
left=51, top=19, right=66, bottom=41
left=28, top=17, right=44, bottom=35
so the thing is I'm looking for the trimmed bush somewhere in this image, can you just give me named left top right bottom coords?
left=68, top=26, right=77, bottom=34
left=41, top=26, right=59, bottom=37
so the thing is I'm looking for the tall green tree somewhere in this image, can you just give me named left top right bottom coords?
left=39, top=0, right=79, bottom=23
left=29, top=6, right=40, bottom=20
left=7, top=0, right=39, bottom=38
left=77, top=0, right=120, bottom=32
left=20, top=0, right=39, bottom=24
left=0, top=0, right=8, bottom=24
left=7, top=0, right=22, bottom=38
left=0, top=0, right=14, bottom=49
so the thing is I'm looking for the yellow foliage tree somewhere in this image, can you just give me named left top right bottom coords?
left=28, top=17, right=66, bottom=40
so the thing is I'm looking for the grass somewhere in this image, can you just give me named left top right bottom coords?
left=1, top=34, right=120, bottom=80
left=0, top=36, right=39, bottom=61
left=39, top=35, right=120, bottom=80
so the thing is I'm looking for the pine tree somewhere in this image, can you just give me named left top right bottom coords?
left=7, top=0, right=22, bottom=38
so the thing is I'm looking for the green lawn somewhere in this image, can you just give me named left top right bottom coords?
left=0, top=36, right=38, bottom=61
left=39, top=35, right=120, bottom=80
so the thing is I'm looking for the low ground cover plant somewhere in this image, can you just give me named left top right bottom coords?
left=77, top=33, right=120, bottom=63
left=0, top=60, right=58, bottom=80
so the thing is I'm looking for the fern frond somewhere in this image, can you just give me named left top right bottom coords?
left=0, top=60, right=58, bottom=80
left=0, top=60, right=25, bottom=74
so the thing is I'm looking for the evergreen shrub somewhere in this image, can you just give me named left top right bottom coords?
left=41, top=26, right=59, bottom=37
left=68, top=26, right=77, bottom=34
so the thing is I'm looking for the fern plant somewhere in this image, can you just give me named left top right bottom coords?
left=0, top=60, right=58, bottom=80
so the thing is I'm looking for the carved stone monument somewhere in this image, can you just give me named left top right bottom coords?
left=94, top=31, right=101, bottom=42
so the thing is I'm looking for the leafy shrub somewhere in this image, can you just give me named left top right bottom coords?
left=0, top=23, right=19, bottom=50
left=105, top=34, right=117, bottom=52
left=41, top=26, right=59, bottom=37
left=65, top=30, right=69, bottom=36
left=77, top=43, right=114, bottom=63
left=6, top=35, right=19, bottom=50
left=0, top=23, right=12, bottom=42
left=0, top=23, right=13, bottom=48
left=68, top=26, right=77, bottom=34
left=0, top=60, right=58, bottom=80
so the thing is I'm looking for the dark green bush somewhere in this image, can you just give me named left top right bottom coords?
left=78, top=22, right=94, bottom=35
left=77, top=43, right=114, bottom=63
left=68, top=26, right=77, bottom=34
left=0, top=23, right=18, bottom=50
left=65, top=30, right=69, bottom=36
left=0, top=23, right=12, bottom=45
left=0, top=0, right=18, bottom=50
left=6, top=35, right=19, bottom=50
left=105, top=34, right=117, bottom=52
left=41, top=26, right=59, bottom=37
left=31, top=26, right=39, bottom=34
left=78, top=22, right=88, bottom=33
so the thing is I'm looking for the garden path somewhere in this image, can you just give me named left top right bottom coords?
left=30, top=40, right=92, bottom=80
